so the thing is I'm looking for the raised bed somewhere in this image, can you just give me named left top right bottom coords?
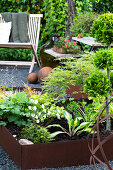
left=1, top=126, right=113, bottom=169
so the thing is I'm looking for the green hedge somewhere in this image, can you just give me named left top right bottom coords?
left=0, top=49, right=33, bottom=61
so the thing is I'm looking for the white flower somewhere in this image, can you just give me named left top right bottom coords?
left=31, top=99, right=35, bottom=103
left=33, top=106, right=37, bottom=111
left=58, top=110, right=61, bottom=113
left=43, top=109, right=46, bottom=113
left=41, top=104, right=45, bottom=109
left=43, top=115, right=46, bottom=119
left=48, top=111, right=51, bottom=115
left=31, top=114, right=35, bottom=118
left=28, top=106, right=32, bottom=110
left=36, top=119, right=40, bottom=123
left=35, top=115, right=38, bottom=119
left=34, top=100, right=38, bottom=104
left=56, top=113, right=60, bottom=119
left=38, top=112, right=41, bottom=116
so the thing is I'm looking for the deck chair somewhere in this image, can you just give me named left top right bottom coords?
left=0, top=14, right=43, bottom=73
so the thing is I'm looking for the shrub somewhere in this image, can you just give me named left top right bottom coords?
left=0, top=49, right=33, bottom=61
left=21, top=124, right=54, bottom=143
left=85, top=71, right=112, bottom=97
left=70, top=12, right=99, bottom=36
left=93, top=48, right=113, bottom=69
left=91, top=13, right=113, bottom=45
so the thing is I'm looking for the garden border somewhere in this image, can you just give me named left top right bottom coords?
left=1, top=126, right=113, bottom=169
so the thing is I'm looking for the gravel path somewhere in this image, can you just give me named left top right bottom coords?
left=0, top=65, right=112, bottom=170
left=0, top=65, right=42, bottom=89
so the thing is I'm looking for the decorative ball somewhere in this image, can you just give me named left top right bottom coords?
left=38, top=67, right=52, bottom=82
left=77, top=33, right=83, bottom=38
left=27, top=73, right=38, bottom=84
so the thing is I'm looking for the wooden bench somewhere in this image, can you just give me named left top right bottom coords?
left=0, top=14, right=43, bottom=73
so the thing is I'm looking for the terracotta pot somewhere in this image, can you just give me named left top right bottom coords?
left=53, top=46, right=67, bottom=54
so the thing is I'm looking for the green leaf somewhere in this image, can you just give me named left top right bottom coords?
left=7, top=115, right=18, bottom=122
left=47, top=124, right=65, bottom=132
left=64, top=111, right=72, bottom=127
left=0, top=111, right=3, bottom=115
left=74, top=122, right=90, bottom=134
left=0, top=121, right=7, bottom=126
left=49, top=131, right=65, bottom=138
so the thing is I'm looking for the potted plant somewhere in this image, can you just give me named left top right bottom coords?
left=53, top=35, right=83, bottom=54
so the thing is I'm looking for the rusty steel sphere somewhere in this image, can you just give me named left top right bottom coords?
left=27, top=73, right=38, bottom=84
left=37, top=67, right=52, bottom=82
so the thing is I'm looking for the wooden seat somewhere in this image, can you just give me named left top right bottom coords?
left=0, top=14, right=43, bottom=73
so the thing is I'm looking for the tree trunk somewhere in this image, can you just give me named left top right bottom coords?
left=106, top=67, right=111, bottom=131
left=65, top=0, right=77, bottom=36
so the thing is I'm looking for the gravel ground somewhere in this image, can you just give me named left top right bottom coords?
left=0, top=65, right=42, bottom=89
left=0, top=65, right=112, bottom=170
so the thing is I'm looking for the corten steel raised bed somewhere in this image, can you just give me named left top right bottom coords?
left=67, top=84, right=88, bottom=102
left=1, top=126, right=113, bottom=169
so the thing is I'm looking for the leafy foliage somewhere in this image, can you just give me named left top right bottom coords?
left=92, top=0, right=113, bottom=14
left=66, top=101, right=98, bottom=123
left=0, top=92, right=32, bottom=127
left=42, top=0, right=68, bottom=41
left=85, top=71, right=112, bottom=97
left=91, top=13, right=113, bottom=45
left=43, top=54, right=96, bottom=100
left=71, top=12, right=99, bottom=36
left=21, top=124, right=54, bottom=143
left=47, top=108, right=96, bottom=138
left=0, top=0, right=43, bottom=14
left=93, top=48, right=113, bottom=69
left=0, top=49, right=33, bottom=61
left=29, top=92, right=65, bottom=123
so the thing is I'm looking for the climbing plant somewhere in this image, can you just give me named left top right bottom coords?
left=42, top=0, right=68, bottom=41
left=0, top=0, right=43, bottom=14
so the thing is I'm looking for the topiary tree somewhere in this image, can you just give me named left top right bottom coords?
left=89, top=13, right=113, bottom=131
left=85, top=70, right=112, bottom=98
left=93, top=49, right=113, bottom=130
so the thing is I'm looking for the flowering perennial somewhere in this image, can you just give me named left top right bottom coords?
left=54, top=35, right=83, bottom=54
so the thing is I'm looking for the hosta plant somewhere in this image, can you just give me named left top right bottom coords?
left=47, top=110, right=96, bottom=138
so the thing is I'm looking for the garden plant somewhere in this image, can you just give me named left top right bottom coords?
left=88, top=12, right=113, bottom=130
left=54, top=35, right=83, bottom=54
